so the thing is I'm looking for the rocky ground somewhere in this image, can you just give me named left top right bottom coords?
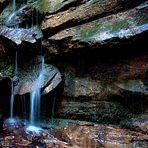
left=0, top=118, right=148, bottom=148
left=0, top=0, right=148, bottom=147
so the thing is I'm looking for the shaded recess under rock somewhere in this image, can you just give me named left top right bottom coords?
left=0, top=0, right=148, bottom=146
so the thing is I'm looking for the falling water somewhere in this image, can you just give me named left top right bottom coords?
left=5, top=4, right=27, bottom=26
left=30, top=89, right=41, bottom=125
left=13, top=0, right=16, bottom=12
left=30, top=56, right=44, bottom=125
left=32, top=0, right=34, bottom=27
left=10, top=82, right=14, bottom=118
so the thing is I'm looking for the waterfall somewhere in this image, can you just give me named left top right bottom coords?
left=10, top=82, right=14, bottom=118
left=13, top=0, right=16, bottom=12
left=30, top=56, right=44, bottom=126
left=30, top=89, right=41, bottom=125
left=10, top=51, right=18, bottom=119
left=5, top=3, right=27, bottom=26
left=32, top=0, right=34, bottom=27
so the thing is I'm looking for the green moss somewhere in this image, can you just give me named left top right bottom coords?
left=120, top=113, right=137, bottom=128
left=37, top=0, right=50, bottom=13
left=37, top=0, right=63, bottom=14
left=90, top=0, right=107, bottom=5
left=0, top=60, right=14, bottom=77
left=5, top=66, right=13, bottom=77
left=75, top=23, right=102, bottom=41
left=136, top=13, right=148, bottom=26
left=74, top=19, right=131, bottom=42
left=111, top=19, right=129, bottom=32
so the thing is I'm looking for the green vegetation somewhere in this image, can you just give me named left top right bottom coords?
left=90, top=0, right=107, bottom=5
left=111, top=19, right=129, bottom=32
left=75, top=23, right=102, bottom=42
left=0, top=60, right=14, bottom=77
left=136, top=13, right=148, bottom=25
left=37, top=0, right=63, bottom=14
left=74, top=18, right=136, bottom=42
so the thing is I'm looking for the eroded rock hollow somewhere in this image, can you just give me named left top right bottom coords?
left=0, top=0, right=148, bottom=147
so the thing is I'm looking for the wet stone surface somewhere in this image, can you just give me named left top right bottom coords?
left=0, top=118, right=148, bottom=148
left=0, top=57, right=62, bottom=95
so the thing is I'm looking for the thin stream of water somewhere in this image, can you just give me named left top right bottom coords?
left=30, top=56, right=44, bottom=126
left=30, top=89, right=41, bottom=125
left=13, top=0, right=16, bottom=12
left=10, top=82, right=14, bottom=118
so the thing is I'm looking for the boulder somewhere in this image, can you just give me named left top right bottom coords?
left=13, top=59, right=62, bottom=95
left=0, top=56, right=62, bottom=95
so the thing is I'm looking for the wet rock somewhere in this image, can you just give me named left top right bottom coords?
left=64, top=73, right=102, bottom=97
left=43, top=2, right=148, bottom=54
left=41, top=0, right=144, bottom=30
left=55, top=55, right=148, bottom=123
left=56, top=121, right=148, bottom=148
left=0, top=0, right=7, bottom=3
left=1, top=118, right=148, bottom=148
left=0, top=1, right=33, bottom=27
left=126, top=115, right=148, bottom=134
left=91, top=126, right=148, bottom=148
left=57, top=98, right=130, bottom=124
left=24, top=125, right=47, bottom=141
left=13, top=60, right=62, bottom=95
left=115, top=80, right=148, bottom=95
left=0, top=56, right=62, bottom=95
left=57, top=54, right=148, bottom=99
left=37, top=0, right=79, bottom=14
left=3, top=118, right=23, bottom=133
left=0, top=120, right=70, bottom=148
left=0, top=25, right=42, bottom=45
